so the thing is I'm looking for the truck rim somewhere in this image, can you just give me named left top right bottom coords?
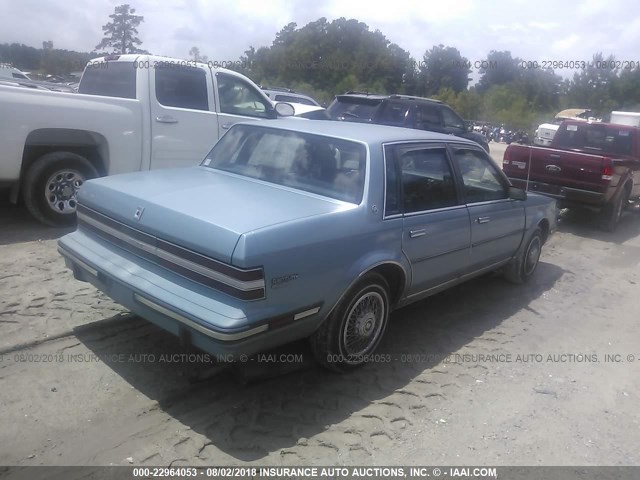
left=342, top=291, right=385, bottom=359
left=45, top=169, right=85, bottom=215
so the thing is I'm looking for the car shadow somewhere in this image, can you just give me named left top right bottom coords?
left=73, top=261, right=564, bottom=462
left=556, top=206, right=640, bottom=245
left=0, top=204, right=73, bottom=245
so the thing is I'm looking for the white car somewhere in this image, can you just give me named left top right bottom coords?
left=262, top=88, right=320, bottom=107
left=0, top=64, right=30, bottom=81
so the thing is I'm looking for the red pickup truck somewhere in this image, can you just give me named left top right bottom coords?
left=503, top=120, right=640, bottom=231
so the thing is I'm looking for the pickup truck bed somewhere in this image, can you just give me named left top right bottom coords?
left=503, top=120, right=640, bottom=231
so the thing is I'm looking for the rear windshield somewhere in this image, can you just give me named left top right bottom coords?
left=203, top=125, right=367, bottom=204
left=274, top=94, right=316, bottom=106
left=327, top=96, right=382, bottom=122
left=554, top=123, right=633, bottom=156
left=78, top=62, right=136, bottom=99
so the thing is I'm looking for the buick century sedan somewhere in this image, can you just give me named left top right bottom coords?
left=58, top=120, right=557, bottom=371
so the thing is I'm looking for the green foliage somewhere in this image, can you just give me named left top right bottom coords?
left=418, top=44, right=470, bottom=95
left=95, top=4, right=147, bottom=55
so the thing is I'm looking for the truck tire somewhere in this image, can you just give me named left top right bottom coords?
left=23, top=152, right=98, bottom=227
left=310, top=273, right=390, bottom=373
left=600, top=188, right=628, bottom=232
left=504, top=227, right=543, bottom=284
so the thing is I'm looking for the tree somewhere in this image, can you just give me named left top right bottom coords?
left=188, top=46, right=208, bottom=63
left=477, top=50, right=521, bottom=92
left=95, top=4, right=147, bottom=54
left=418, top=44, right=470, bottom=96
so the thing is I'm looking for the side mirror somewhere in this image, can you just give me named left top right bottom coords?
left=509, top=186, right=527, bottom=201
left=275, top=102, right=295, bottom=117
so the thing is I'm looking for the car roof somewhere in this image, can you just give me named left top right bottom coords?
left=234, top=119, right=479, bottom=147
left=336, top=92, right=444, bottom=105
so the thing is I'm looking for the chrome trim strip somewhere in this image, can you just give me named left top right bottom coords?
left=58, top=246, right=98, bottom=277
left=471, top=230, right=523, bottom=248
left=134, top=293, right=267, bottom=341
left=403, top=204, right=467, bottom=217
left=78, top=205, right=262, bottom=276
left=79, top=211, right=265, bottom=292
left=293, top=306, right=321, bottom=321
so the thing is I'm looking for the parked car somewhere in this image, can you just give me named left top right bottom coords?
left=287, top=103, right=331, bottom=120
left=0, top=54, right=294, bottom=226
left=0, top=63, right=30, bottom=80
left=327, top=92, right=490, bottom=153
left=262, top=87, right=320, bottom=106
left=504, top=120, right=640, bottom=231
left=58, top=120, right=556, bottom=372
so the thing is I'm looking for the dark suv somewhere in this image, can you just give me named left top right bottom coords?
left=327, top=92, right=490, bottom=153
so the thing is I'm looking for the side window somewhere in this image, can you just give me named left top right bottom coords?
left=415, top=105, right=442, bottom=131
left=398, top=147, right=458, bottom=213
left=453, top=148, right=508, bottom=203
left=441, top=107, right=466, bottom=133
left=377, top=101, right=411, bottom=127
left=155, top=66, right=208, bottom=111
left=384, top=147, right=400, bottom=216
left=216, top=73, right=271, bottom=118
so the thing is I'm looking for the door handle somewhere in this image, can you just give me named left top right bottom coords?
left=155, top=115, right=178, bottom=124
left=409, top=229, right=427, bottom=238
left=549, top=153, right=561, bottom=159
left=476, top=216, right=491, bottom=224
left=221, top=123, right=233, bottom=129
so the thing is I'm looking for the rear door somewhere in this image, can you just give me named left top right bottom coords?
left=149, top=63, right=219, bottom=170
left=450, top=145, right=525, bottom=272
left=385, top=143, right=471, bottom=295
left=213, top=71, right=274, bottom=138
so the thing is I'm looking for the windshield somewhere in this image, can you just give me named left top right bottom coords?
left=203, top=125, right=367, bottom=204
left=327, top=96, right=381, bottom=122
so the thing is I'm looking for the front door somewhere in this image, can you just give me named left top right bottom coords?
left=449, top=146, right=525, bottom=272
left=213, top=72, right=274, bottom=138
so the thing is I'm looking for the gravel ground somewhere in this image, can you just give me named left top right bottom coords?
left=0, top=184, right=639, bottom=467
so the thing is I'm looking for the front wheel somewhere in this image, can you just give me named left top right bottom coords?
left=23, top=152, right=98, bottom=227
left=504, top=227, right=543, bottom=284
left=310, top=273, right=390, bottom=372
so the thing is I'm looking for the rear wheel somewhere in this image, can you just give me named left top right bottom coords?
left=310, top=273, right=390, bottom=372
left=23, top=152, right=98, bottom=227
left=600, top=189, right=628, bottom=232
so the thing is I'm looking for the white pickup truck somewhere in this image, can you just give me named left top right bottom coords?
left=0, top=54, right=294, bottom=226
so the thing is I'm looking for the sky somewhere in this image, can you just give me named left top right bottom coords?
left=1, top=0, right=639, bottom=79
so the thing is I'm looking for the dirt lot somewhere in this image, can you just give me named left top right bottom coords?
left=1, top=181, right=639, bottom=466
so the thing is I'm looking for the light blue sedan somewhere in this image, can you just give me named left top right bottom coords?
left=58, top=120, right=557, bottom=371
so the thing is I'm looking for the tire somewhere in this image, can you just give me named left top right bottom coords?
left=23, top=152, right=98, bottom=227
left=504, top=227, right=543, bottom=284
left=600, top=189, right=628, bottom=232
left=310, top=272, right=390, bottom=373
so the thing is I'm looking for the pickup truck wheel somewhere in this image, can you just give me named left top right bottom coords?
left=23, top=152, right=98, bottom=227
left=600, top=189, right=628, bottom=232
left=504, top=227, right=542, bottom=284
left=310, top=273, right=390, bottom=373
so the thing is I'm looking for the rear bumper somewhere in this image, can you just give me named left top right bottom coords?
left=508, top=178, right=605, bottom=208
left=57, top=232, right=321, bottom=358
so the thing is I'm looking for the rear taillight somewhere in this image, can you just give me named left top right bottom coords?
left=503, top=147, right=511, bottom=165
left=602, top=157, right=613, bottom=180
